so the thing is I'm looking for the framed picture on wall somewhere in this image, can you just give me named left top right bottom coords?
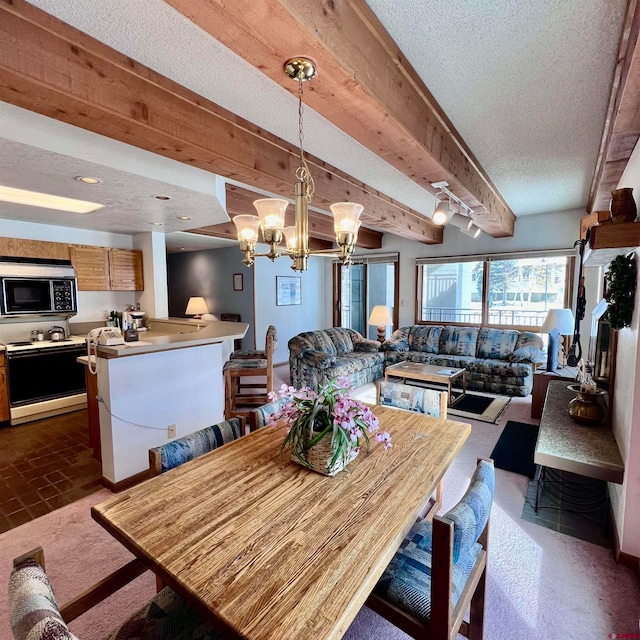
left=276, top=276, right=301, bottom=306
left=233, top=273, right=243, bottom=291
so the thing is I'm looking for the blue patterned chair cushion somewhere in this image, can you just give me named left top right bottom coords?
left=476, top=328, right=519, bottom=360
left=223, top=359, right=267, bottom=371
left=378, top=381, right=444, bottom=417
left=157, top=418, right=243, bottom=473
left=354, top=338, right=381, bottom=352
left=509, top=346, right=545, bottom=363
left=9, top=559, right=77, bottom=640
left=438, top=326, right=479, bottom=356
left=408, top=325, right=443, bottom=353
left=9, top=558, right=222, bottom=640
left=230, top=348, right=266, bottom=360
left=373, top=460, right=494, bottom=625
left=251, top=398, right=288, bottom=429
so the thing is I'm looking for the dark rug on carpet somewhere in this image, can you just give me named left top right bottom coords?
left=490, top=420, right=540, bottom=478
left=452, top=393, right=493, bottom=414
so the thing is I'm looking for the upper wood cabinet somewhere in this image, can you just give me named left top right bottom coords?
left=0, top=238, right=70, bottom=260
left=70, top=246, right=144, bottom=291
left=70, top=246, right=111, bottom=290
left=109, top=249, right=144, bottom=291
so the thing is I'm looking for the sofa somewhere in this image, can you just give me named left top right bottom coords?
left=382, top=325, right=545, bottom=396
left=289, top=327, right=384, bottom=391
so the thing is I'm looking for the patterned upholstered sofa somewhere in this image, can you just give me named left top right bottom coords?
left=382, top=325, right=545, bottom=396
left=289, top=327, right=384, bottom=391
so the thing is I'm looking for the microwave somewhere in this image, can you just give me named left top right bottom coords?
left=0, top=257, right=78, bottom=318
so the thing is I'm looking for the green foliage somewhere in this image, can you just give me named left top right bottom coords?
left=604, top=253, right=637, bottom=330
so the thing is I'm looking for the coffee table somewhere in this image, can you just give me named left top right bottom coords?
left=384, top=361, right=467, bottom=407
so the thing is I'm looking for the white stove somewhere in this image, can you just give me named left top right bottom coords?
left=3, top=335, right=88, bottom=425
left=2, top=335, right=87, bottom=352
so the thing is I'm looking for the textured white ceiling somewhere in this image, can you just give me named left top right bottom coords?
left=1, top=0, right=628, bottom=245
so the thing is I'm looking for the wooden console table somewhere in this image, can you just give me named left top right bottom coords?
left=531, top=367, right=578, bottom=419
left=534, top=380, right=624, bottom=484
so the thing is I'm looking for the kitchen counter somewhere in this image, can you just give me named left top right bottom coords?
left=96, top=321, right=248, bottom=358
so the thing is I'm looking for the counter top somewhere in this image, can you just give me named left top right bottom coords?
left=96, top=321, right=248, bottom=358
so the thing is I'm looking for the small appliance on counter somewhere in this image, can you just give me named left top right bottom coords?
left=48, top=326, right=66, bottom=342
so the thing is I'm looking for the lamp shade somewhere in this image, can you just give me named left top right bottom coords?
left=185, top=297, right=209, bottom=317
left=541, top=308, right=575, bottom=335
left=368, top=305, right=393, bottom=327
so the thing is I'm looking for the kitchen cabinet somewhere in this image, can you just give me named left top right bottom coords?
left=0, top=352, right=9, bottom=423
left=70, top=246, right=144, bottom=291
left=70, top=246, right=111, bottom=290
left=108, top=249, right=143, bottom=291
left=0, top=238, right=70, bottom=261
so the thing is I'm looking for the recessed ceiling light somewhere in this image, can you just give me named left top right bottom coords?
left=0, top=185, right=104, bottom=214
left=177, top=216, right=192, bottom=220
left=155, top=195, right=171, bottom=200
left=75, top=176, right=102, bottom=184
left=149, top=222, right=163, bottom=226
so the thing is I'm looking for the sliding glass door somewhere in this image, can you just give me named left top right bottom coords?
left=333, top=254, right=399, bottom=341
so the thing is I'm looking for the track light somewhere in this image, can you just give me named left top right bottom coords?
left=461, top=223, right=482, bottom=238
left=431, top=200, right=452, bottom=225
left=450, top=212, right=474, bottom=231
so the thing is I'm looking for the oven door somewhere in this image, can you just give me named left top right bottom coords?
left=7, top=345, right=87, bottom=406
left=1, top=277, right=54, bottom=315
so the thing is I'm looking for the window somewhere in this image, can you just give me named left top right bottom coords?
left=417, top=251, right=573, bottom=329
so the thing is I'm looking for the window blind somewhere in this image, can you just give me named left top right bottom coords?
left=416, top=248, right=573, bottom=265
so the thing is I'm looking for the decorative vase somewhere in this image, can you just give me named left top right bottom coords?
left=609, top=188, right=637, bottom=224
left=567, top=384, right=605, bottom=426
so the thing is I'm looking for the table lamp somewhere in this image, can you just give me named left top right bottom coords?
left=185, top=296, right=209, bottom=320
left=368, top=305, right=393, bottom=342
left=541, top=308, right=575, bottom=371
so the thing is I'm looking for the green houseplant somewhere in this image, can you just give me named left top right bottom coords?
left=267, top=377, right=391, bottom=476
left=605, top=253, right=637, bottom=330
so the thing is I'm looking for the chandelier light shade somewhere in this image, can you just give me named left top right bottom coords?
left=185, top=296, right=209, bottom=319
left=233, top=58, right=363, bottom=272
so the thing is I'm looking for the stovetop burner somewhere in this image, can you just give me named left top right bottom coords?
left=7, top=341, right=33, bottom=346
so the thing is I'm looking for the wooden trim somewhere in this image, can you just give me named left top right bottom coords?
left=13, top=546, right=45, bottom=570
left=0, top=0, right=442, bottom=245
left=101, top=469, right=150, bottom=493
left=148, top=448, right=162, bottom=477
left=166, top=0, right=515, bottom=237
left=588, top=0, right=640, bottom=212
left=60, top=558, right=147, bottom=623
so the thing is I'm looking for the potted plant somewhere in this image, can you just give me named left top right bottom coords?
left=267, top=377, right=391, bottom=476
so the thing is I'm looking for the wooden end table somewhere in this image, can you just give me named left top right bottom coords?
left=384, top=361, right=467, bottom=407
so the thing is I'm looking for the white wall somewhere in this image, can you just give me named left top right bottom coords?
left=133, top=231, right=168, bottom=318
left=609, top=140, right=640, bottom=558
left=254, top=254, right=328, bottom=366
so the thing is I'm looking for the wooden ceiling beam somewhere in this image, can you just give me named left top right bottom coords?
left=166, top=0, right=515, bottom=237
left=0, top=0, right=441, bottom=245
left=588, top=0, right=640, bottom=212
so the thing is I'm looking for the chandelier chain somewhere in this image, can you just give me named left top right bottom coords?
left=295, top=74, right=315, bottom=204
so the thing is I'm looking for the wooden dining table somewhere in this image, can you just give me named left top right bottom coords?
left=91, top=405, right=471, bottom=640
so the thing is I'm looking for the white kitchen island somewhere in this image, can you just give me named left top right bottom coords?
left=94, top=321, right=248, bottom=487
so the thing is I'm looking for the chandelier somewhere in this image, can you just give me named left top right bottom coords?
left=233, top=58, right=363, bottom=272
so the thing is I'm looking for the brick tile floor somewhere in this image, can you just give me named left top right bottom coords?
left=0, top=410, right=102, bottom=533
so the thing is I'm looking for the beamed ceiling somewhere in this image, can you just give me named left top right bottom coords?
left=0, top=0, right=638, bottom=250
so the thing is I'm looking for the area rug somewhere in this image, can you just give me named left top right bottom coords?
left=448, top=391, right=511, bottom=424
left=490, top=420, right=539, bottom=477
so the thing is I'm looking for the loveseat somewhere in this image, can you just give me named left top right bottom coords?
left=289, top=327, right=384, bottom=391
left=382, top=325, right=544, bottom=396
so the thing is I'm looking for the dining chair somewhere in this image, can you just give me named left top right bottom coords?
left=249, top=396, right=288, bottom=431
left=8, top=547, right=222, bottom=640
left=376, top=380, right=448, bottom=516
left=229, top=324, right=278, bottom=360
left=148, top=416, right=245, bottom=475
left=366, top=458, right=495, bottom=640
left=224, top=326, right=277, bottom=420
